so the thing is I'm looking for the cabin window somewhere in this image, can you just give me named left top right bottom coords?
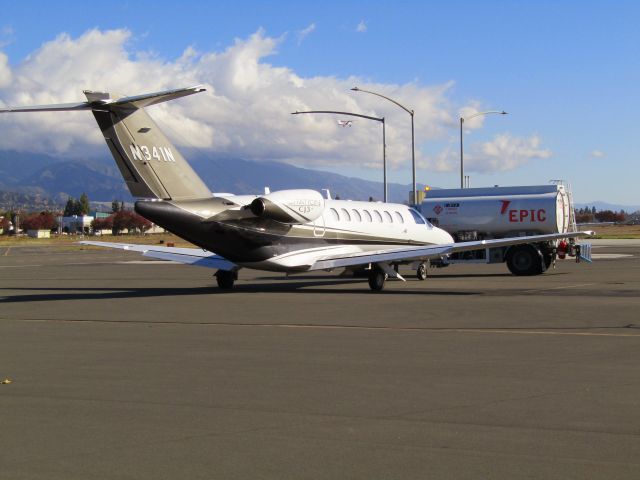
left=340, top=208, right=351, bottom=222
left=373, top=210, right=383, bottom=222
left=351, top=209, right=362, bottom=222
left=384, top=211, right=393, bottom=223
left=409, top=208, right=427, bottom=224
left=395, top=212, right=405, bottom=224
left=363, top=210, right=373, bottom=222
left=329, top=208, right=339, bottom=221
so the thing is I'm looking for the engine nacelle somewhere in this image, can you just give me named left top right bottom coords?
left=249, top=189, right=325, bottom=224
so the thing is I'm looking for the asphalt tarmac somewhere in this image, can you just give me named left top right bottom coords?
left=1, top=240, right=639, bottom=479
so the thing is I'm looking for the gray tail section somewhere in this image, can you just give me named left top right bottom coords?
left=0, top=86, right=212, bottom=200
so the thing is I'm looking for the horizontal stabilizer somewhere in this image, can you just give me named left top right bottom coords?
left=109, top=85, right=206, bottom=109
left=0, top=85, right=206, bottom=112
left=0, top=102, right=92, bottom=113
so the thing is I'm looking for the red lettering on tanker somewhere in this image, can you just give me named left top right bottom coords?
left=433, top=204, right=443, bottom=215
left=500, top=200, right=511, bottom=215
left=508, top=209, right=547, bottom=223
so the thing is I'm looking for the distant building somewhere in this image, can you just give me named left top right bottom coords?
left=27, top=229, right=51, bottom=238
left=60, top=215, right=93, bottom=234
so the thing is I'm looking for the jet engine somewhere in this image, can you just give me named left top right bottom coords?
left=249, top=189, right=325, bottom=224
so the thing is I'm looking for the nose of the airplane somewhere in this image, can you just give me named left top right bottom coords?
left=436, top=227, right=454, bottom=244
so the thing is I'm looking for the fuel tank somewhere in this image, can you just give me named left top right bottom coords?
left=419, top=185, right=571, bottom=238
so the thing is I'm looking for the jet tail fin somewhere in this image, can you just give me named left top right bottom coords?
left=0, top=86, right=212, bottom=201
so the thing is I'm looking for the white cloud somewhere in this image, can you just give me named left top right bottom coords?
left=356, top=20, right=367, bottom=33
left=590, top=149, right=605, bottom=158
left=0, top=28, right=546, bottom=176
left=420, top=134, right=552, bottom=173
left=0, top=28, right=457, bottom=170
left=297, top=23, right=316, bottom=45
left=0, top=52, right=11, bottom=88
left=473, top=134, right=552, bottom=172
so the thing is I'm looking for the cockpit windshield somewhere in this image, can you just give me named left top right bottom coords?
left=408, top=208, right=433, bottom=228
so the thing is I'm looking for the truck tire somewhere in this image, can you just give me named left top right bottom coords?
left=506, top=245, right=544, bottom=276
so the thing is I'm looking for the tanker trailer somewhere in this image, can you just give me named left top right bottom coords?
left=418, top=184, right=590, bottom=275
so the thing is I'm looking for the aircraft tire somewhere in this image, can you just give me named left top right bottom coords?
left=216, top=270, right=236, bottom=289
left=368, top=268, right=387, bottom=291
left=416, top=262, right=428, bottom=281
left=506, top=245, right=543, bottom=276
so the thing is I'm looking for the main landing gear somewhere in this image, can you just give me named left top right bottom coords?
left=215, top=269, right=237, bottom=289
left=367, top=263, right=411, bottom=291
left=368, top=267, right=388, bottom=291
left=416, top=262, right=428, bottom=281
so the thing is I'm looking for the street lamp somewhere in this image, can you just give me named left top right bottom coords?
left=460, top=110, right=507, bottom=188
left=351, top=87, right=416, bottom=204
left=292, top=110, right=387, bottom=201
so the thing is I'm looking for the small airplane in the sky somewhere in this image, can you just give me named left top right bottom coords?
left=0, top=86, right=592, bottom=291
left=337, top=120, right=353, bottom=127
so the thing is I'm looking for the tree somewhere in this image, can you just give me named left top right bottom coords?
left=575, top=211, right=594, bottom=224
left=63, top=196, right=84, bottom=216
left=63, top=198, right=76, bottom=216
left=79, top=193, right=90, bottom=215
left=111, top=211, right=152, bottom=234
left=21, top=212, right=58, bottom=231
left=0, top=216, right=11, bottom=234
left=92, top=216, right=113, bottom=232
left=594, top=210, right=626, bottom=223
left=131, top=213, right=152, bottom=233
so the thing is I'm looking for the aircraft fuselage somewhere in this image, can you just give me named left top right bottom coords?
left=136, top=196, right=453, bottom=272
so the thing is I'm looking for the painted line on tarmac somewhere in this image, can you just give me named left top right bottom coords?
left=591, top=253, right=634, bottom=259
left=523, top=283, right=595, bottom=294
left=3, top=247, right=10, bottom=256
left=3, top=317, right=640, bottom=338
left=271, top=324, right=640, bottom=338
left=0, top=264, right=44, bottom=268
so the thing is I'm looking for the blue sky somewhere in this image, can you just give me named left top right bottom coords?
left=1, top=0, right=638, bottom=205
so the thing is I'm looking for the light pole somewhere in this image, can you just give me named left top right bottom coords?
left=291, top=110, right=387, bottom=201
left=460, top=110, right=507, bottom=188
left=351, top=87, right=417, bottom=204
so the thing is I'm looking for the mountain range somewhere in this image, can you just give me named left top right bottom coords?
left=1, top=150, right=638, bottom=213
left=0, top=150, right=420, bottom=209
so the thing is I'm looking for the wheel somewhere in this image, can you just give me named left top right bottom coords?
left=216, top=270, right=236, bottom=289
left=506, top=245, right=543, bottom=276
left=368, top=268, right=387, bottom=291
left=416, top=262, right=428, bottom=281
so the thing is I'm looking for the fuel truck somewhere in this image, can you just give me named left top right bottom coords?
left=418, top=183, right=592, bottom=275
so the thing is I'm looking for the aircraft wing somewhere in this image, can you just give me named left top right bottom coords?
left=79, top=241, right=236, bottom=270
left=310, top=231, right=593, bottom=270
